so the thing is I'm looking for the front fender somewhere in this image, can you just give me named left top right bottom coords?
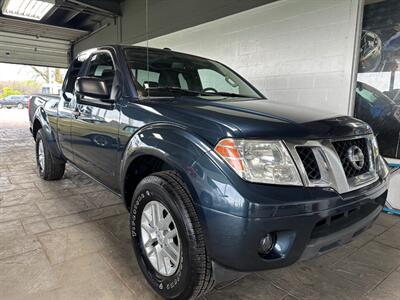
left=120, top=123, right=250, bottom=217
left=120, top=123, right=211, bottom=199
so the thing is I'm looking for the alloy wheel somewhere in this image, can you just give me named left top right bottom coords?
left=38, top=140, right=45, bottom=170
left=140, top=200, right=181, bottom=276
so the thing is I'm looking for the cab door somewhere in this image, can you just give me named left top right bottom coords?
left=70, top=50, right=121, bottom=190
left=58, top=56, right=86, bottom=161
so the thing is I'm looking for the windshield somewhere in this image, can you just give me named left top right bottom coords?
left=356, top=82, right=394, bottom=107
left=124, top=47, right=263, bottom=99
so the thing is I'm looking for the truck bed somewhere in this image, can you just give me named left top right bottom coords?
left=28, top=94, right=60, bottom=130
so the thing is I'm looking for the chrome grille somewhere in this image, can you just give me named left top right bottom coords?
left=296, top=147, right=321, bottom=181
left=286, top=134, right=378, bottom=194
left=332, top=138, right=370, bottom=178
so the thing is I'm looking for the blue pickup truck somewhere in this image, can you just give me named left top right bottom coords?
left=29, top=45, right=390, bottom=299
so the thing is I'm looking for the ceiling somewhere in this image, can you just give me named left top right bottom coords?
left=0, top=0, right=122, bottom=32
left=0, top=0, right=122, bottom=67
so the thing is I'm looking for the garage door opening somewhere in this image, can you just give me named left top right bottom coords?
left=0, top=62, right=66, bottom=129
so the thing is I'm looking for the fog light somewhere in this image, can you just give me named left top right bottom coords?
left=259, top=233, right=276, bottom=254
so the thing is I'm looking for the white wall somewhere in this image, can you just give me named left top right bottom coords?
left=140, top=0, right=362, bottom=115
left=73, top=0, right=278, bottom=55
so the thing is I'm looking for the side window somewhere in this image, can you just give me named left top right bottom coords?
left=86, top=52, right=115, bottom=94
left=198, top=69, right=239, bottom=93
left=63, top=57, right=85, bottom=93
left=87, top=53, right=114, bottom=77
left=62, top=56, right=86, bottom=108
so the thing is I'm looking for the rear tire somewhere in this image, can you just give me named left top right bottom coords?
left=130, top=171, right=215, bottom=299
left=17, top=103, right=24, bottom=109
left=35, top=129, right=65, bottom=180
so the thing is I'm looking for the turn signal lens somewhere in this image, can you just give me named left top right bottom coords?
left=215, top=138, right=244, bottom=172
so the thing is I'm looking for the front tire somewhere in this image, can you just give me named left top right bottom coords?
left=17, top=103, right=24, bottom=109
left=35, top=129, right=65, bottom=180
left=130, top=171, right=214, bottom=299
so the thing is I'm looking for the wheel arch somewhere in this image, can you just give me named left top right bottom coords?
left=120, top=123, right=212, bottom=211
left=32, top=118, right=42, bottom=140
left=32, top=106, right=65, bottom=163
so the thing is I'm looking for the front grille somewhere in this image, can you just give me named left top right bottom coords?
left=332, top=138, right=370, bottom=178
left=296, top=147, right=321, bottom=181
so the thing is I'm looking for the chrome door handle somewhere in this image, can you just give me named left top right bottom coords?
left=72, top=110, right=81, bottom=118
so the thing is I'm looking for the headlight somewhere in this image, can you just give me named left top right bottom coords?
left=370, top=135, right=389, bottom=178
left=377, top=156, right=390, bottom=179
left=214, top=138, right=302, bottom=186
left=371, top=134, right=380, bottom=159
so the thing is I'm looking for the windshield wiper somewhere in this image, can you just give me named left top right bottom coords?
left=202, top=92, right=251, bottom=98
left=146, top=87, right=202, bottom=96
left=146, top=87, right=254, bottom=98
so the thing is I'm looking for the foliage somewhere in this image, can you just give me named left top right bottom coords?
left=0, top=80, right=41, bottom=97
left=0, top=87, right=22, bottom=99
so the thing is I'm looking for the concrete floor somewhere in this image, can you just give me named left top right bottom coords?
left=0, top=108, right=400, bottom=300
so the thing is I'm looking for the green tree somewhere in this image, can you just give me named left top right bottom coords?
left=0, top=80, right=41, bottom=96
left=0, top=87, right=21, bottom=99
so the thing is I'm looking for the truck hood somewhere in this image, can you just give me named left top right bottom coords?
left=131, top=97, right=372, bottom=145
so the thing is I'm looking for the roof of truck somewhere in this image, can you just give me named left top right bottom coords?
left=76, top=44, right=214, bottom=63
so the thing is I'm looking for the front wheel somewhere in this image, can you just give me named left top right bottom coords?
left=35, top=129, right=65, bottom=180
left=17, top=103, right=24, bottom=109
left=130, top=171, right=214, bottom=299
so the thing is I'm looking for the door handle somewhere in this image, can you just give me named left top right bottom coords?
left=72, top=110, right=81, bottom=118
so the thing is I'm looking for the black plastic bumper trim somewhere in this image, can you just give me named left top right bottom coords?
left=300, top=205, right=382, bottom=261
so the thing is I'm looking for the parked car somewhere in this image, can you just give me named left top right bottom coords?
left=29, top=45, right=390, bottom=299
left=355, top=81, right=400, bottom=159
left=0, top=95, right=30, bottom=109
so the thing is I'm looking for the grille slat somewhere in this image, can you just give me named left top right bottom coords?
left=332, top=138, right=370, bottom=178
left=297, top=147, right=321, bottom=181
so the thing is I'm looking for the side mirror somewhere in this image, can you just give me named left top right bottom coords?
left=75, top=77, right=110, bottom=100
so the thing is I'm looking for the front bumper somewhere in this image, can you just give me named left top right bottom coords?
left=196, top=176, right=388, bottom=272
left=300, top=203, right=381, bottom=261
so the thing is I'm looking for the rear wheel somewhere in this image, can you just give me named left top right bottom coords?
left=130, top=171, right=214, bottom=299
left=17, top=103, right=24, bottom=109
left=35, top=129, right=65, bottom=180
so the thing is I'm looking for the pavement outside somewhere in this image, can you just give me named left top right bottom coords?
left=0, top=108, right=400, bottom=300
